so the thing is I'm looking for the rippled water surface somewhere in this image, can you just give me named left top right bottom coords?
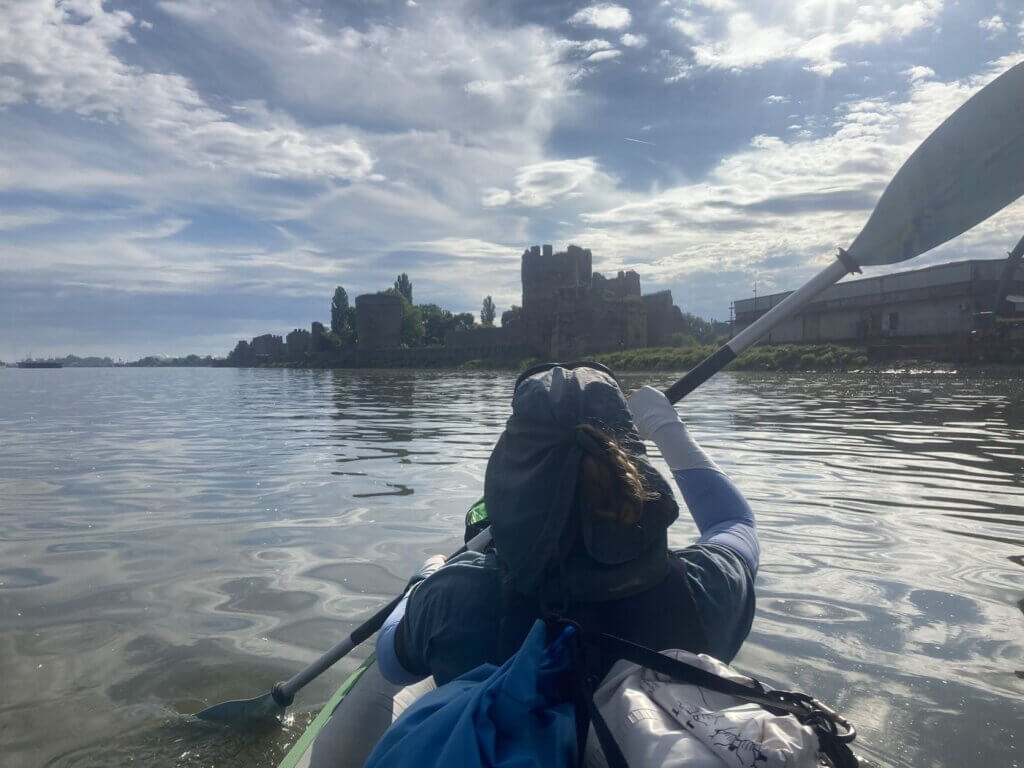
left=1, top=367, right=1022, bottom=768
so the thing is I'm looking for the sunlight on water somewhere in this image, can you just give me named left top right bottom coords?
left=0, top=367, right=1021, bottom=767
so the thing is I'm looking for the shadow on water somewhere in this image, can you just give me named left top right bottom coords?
left=1, top=367, right=1022, bottom=767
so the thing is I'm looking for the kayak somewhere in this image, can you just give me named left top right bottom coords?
left=278, top=653, right=377, bottom=768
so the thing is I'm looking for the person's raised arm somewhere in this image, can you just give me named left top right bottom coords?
left=627, top=386, right=758, bottom=576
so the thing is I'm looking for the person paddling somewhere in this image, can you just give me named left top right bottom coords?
left=377, top=362, right=758, bottom=686
left=308, top=362, right=758, bottom=767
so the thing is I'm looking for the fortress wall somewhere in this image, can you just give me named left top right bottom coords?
left=642, top=290, right=680, bottom=346
left=445, top=326, right=522, bottom=350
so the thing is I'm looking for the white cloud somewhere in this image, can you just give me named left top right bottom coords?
left=0, top=0, right=373, bottom=182
left=671, top=1, right=944, bottom=76
left=156, top=0, right=215, bottom=22
left=0, top=209, right=64, bottom=231
left=513, top=158, right=598, bottom=207
left=763, top=94, right=790, bottom=104
left=586, top=49, right=622, bottom=63
left=485, top=158, right=604, bottom=208
left=482, top=188, right=513, bottom=207
left=574, top=59, right=1024, bottom=298
left=0, top=0, right=600, bottom=337
left=620, top=33, right=648, bottom=48
left=161, top=4, right=578, bottom=142
left=904, top=65, right=936, bottom=82
left=569, top=4, right=632, bottom=31
left=978, top=15, right=1006, bottom=36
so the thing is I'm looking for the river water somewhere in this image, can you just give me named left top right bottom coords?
left=0, top=367, right=1021, bottom=768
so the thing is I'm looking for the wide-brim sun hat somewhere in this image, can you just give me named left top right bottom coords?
left=485, top=364, right=678, bottom=603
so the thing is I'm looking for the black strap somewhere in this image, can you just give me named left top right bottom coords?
left=587, top=695, right=629, bottom=768
left=575, top=627, right=858, bottom=767
left=585, top=630, right=785, bottom=710
left=563, top=626, right=629, bottom=768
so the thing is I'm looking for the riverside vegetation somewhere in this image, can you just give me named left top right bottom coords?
left=453, top=343, right=870, bottom=373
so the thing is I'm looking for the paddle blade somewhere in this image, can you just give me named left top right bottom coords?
left=194, top=692, right=283, bottom=724
left=849, top=62, right=1024, bottom=267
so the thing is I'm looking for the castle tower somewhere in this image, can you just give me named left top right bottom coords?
left=520, top=244, right=593, bottom=355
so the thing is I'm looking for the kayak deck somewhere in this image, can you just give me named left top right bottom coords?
left=278, top=653, right=377, bottom=768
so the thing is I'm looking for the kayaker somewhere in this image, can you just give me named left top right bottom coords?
left=378, top=362, right=758, bottom=685
left=309, top=362, right=758, bottom=767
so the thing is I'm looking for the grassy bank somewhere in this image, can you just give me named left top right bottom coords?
left=269, top=343, right=874, bottom=372
left=592, top=343, right=869, bottom=372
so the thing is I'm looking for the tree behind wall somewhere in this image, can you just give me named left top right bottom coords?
left=501, top=305, right=521, bottom=328
left=421, top=304, right=476, bottom=345
left=481, top=295, right=496, bottom=327
left=331, top=286, right=350, bottom=335
left=394, top=273, right=413, bottom=304
left=228, top=340, right=253, bottom=365
left=679, top=312, right=716, bottom=344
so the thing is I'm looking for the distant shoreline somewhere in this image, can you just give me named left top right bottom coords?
left=10, top=342, right=1022, bottom=375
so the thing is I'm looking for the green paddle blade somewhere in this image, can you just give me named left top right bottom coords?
left=849, top=62, right=1024, bottom=267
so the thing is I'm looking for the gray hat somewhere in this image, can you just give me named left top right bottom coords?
left=485, top=365, right=678, bottom=603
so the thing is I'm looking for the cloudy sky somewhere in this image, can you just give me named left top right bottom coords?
left=2, top=0, right=1023, bottom=360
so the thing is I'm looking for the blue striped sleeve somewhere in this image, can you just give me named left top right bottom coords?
left=671, top=467, right=759, bottom=576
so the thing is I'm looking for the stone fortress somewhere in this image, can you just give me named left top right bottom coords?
left=397, top=243, right=684, bottom=358
left=233, top=243, right=686, bottom=365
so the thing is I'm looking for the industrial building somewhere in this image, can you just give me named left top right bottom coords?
left=732, top=245, right=1024, bottom=356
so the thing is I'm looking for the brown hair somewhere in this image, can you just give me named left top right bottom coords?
left=576, top=423, right=658, bottom=527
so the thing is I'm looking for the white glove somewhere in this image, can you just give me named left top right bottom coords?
left=627, top=386, right=718, bottom=472
left=627, top=385, right=683, bottom=440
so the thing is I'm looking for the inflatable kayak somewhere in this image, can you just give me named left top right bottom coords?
left=277, top=654, right=377, bottom=768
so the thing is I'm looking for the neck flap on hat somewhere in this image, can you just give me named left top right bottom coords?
left=484, top=366, right=679, bottom=603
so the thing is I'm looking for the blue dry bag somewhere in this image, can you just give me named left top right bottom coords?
left=364, top=620, right=580, bottom=768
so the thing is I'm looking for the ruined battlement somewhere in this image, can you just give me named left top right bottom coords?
left=593, top=270, right=641, bottom=299
left=516, top=244, right=683, bottom=357
left=521, top=243, right=592, bottom=308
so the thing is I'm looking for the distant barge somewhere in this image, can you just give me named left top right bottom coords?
left=17, top=361, right=63, bottom=369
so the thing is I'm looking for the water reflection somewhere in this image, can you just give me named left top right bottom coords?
left=0, top=367, right=1020, bottom=768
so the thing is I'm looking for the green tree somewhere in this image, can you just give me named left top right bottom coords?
left=331, top=286, right=350, bottom=335
left=400, top=300, right=424, bottom=347
left=228, top=340, right=253, bottom=365
left=451, top=312, right=475, bottom=333
left=481, top=295, right=496, bottom=327
left=501, top=305, right=522, bottom=328
left=383, top=288, right=424, bottom=347
left=394, top=273, right=413, bottom=304
left=679, top=312, right=715, bottom=344
left=420, top=303, right=453, bottom=346
left=419, top=305, right=478, bottom=345
left=342, top=306, right=358, bottom=345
